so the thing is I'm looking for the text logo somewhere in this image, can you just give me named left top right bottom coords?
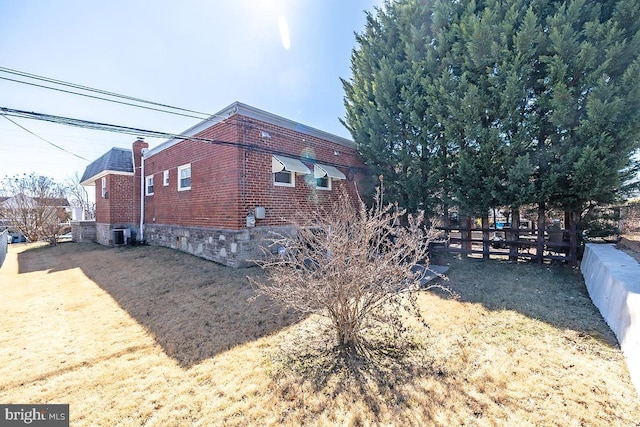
left=0, top=404, right=69, bottom=426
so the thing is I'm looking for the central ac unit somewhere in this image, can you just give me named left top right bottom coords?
left=112, top=228, right=131, bottom=246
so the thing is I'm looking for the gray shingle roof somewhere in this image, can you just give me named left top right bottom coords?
left=80, top=147, right=133, bottom=184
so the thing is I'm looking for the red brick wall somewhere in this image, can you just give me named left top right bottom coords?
left=94, top=177, right=109, bottom=224
left=144, top=120, right=242, bottom=229
left=94, top=174, right=139, bottom=226
left=239, top=117, right=366, bottom=226
left=110, top=174, right=137, bottom=223
left=143, top=114, right=366, bottom=230
left=92, top=140, right=148, bottom=228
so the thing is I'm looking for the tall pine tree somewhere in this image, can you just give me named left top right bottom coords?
left=343, top=0, right=640, bottom=263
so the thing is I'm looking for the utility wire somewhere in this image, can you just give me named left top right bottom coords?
left=2, top=107, right=179, bottom=141
left=0, top=76, right=209, bottom=121
left=1, top=114, right=90, bottom=161
left=0, top=66, right=213, bottom=118
left=0, top=107, right=362, bottom=171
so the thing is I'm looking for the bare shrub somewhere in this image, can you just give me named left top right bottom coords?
left=250, top=187, right=448, bottom=356
left=1, top=174, right=69, bottom=244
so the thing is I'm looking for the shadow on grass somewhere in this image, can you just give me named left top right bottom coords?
left=429, top=254, right=619, bottom=348
left=17, top=243, right=302, bottom=368
left=268, top=321, right=496, bottom=424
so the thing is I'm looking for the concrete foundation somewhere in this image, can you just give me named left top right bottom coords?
left=95, top=223, right=139, bottom=246
left=581, top=243, right=640, bottom=394
left=143, top=224, right=292, bottom=268
left=70, top=221, right=97, bottom=243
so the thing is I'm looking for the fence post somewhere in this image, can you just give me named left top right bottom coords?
left=460, top=215, right=472, bottom=257
left=482, top=214, right=490, bottom=259
left=568, top=210, right=579, bottom=267
left=509, top=208, right=520, bottom=261
left=536, top=202, right=546, bottom=264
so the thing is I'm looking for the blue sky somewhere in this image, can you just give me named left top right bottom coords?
left=1, top=0, right=382, bottom=183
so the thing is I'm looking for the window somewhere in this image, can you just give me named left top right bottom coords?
left=313, top=164, right=345, bottom=191
left=178, top=164, right=191, bottom=191
left=316, top=176, right=331, bottom=190
left=274, top=170, right=293, bottom=186
left=145, top=175, right=154, bottom=195
left=101, top=177, right=107, bottom=198
left=272, top=155, right=310, bottom=188
left=163, top=170, right=169, bottom=186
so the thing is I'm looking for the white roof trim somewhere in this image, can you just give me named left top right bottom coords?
left=80, top=170, right=134, bottom=186
left=314, top=164, right=346, bottom=180
left=272, top=155, right=311, bottom=174
left=146, top=101, right=355, bottom=158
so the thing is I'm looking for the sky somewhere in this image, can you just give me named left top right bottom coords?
left=0, top=0, right=382, bottom=184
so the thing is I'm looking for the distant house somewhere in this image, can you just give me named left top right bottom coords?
left=80, top=102, right=367, bottom=267
left=0, top=194, right=71, bottom=241
left=0, top=195, right=70, bottom=211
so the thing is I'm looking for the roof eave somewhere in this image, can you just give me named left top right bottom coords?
left=146, top=101, right=355, bottom=158
left=80, top=170, right=135, bottom=186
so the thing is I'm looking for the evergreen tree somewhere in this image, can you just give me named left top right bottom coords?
left=342, top=0, right=448, bottom=215
left=343, top=0, right=640, bottom=263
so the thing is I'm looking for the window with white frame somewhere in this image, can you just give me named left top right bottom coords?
left=163, top=170, right=169, bottom=186
left=313, top=164, right=345, bottom=191
left=272, top=155, right=310, bottom=187
left=145, top=175, right=154, bottom=195
left=315, top=175, right=331, bottom=190
left=178, top=164, right=191, bottom=191
left=101, top=177, right=107, bottom=198
left=274, top=170, right=294, bottom=186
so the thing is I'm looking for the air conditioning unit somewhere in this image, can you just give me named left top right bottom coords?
left=112, top=228, right=130, bottom=246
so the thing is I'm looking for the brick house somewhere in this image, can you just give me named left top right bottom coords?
left=1, top=195, right=71, bottom=242
left=80, top=102, right=367, bottom=266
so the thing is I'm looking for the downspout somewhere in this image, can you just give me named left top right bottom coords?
left=140, top=148, right=147, bottom=242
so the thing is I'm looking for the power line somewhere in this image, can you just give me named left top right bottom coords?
left=1, top=107, right=178, bottom=140
left=0, top=68, right=359, bottom=169
left=1, top=115, right=90, bottom=161
left=0, top=66, right=213, bottom=119
left=0, top=76, right=208, bottom=121
left=0, top=107, right=363, bottom=171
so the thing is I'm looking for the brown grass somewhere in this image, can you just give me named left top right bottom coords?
left=1, top=242, right=638, bottom=426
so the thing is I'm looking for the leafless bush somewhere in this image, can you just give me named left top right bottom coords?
left=621, top=202, right=640, bottom=234
left=250, top=187, right=449, bottom=356
left=1, top=174, right=69, bottom=244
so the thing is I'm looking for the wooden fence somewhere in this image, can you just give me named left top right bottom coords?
left=430, top=226, right=577, bottom=264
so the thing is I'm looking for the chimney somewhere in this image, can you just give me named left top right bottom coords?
left=132, top=139, right=149, bottom=173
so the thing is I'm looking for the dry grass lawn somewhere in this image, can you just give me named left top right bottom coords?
left=0, top=242, right=638, bottom=426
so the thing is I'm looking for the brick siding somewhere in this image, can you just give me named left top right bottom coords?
left=90, top=109, right=367, bottom=265
left=143, top=113, right=366, bottom=231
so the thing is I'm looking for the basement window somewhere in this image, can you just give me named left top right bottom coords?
left=145, top=175, right=154, bottom=195
left=178, top=164, right=191, bottom=191
left=272, top=155, right=310, bottom=187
